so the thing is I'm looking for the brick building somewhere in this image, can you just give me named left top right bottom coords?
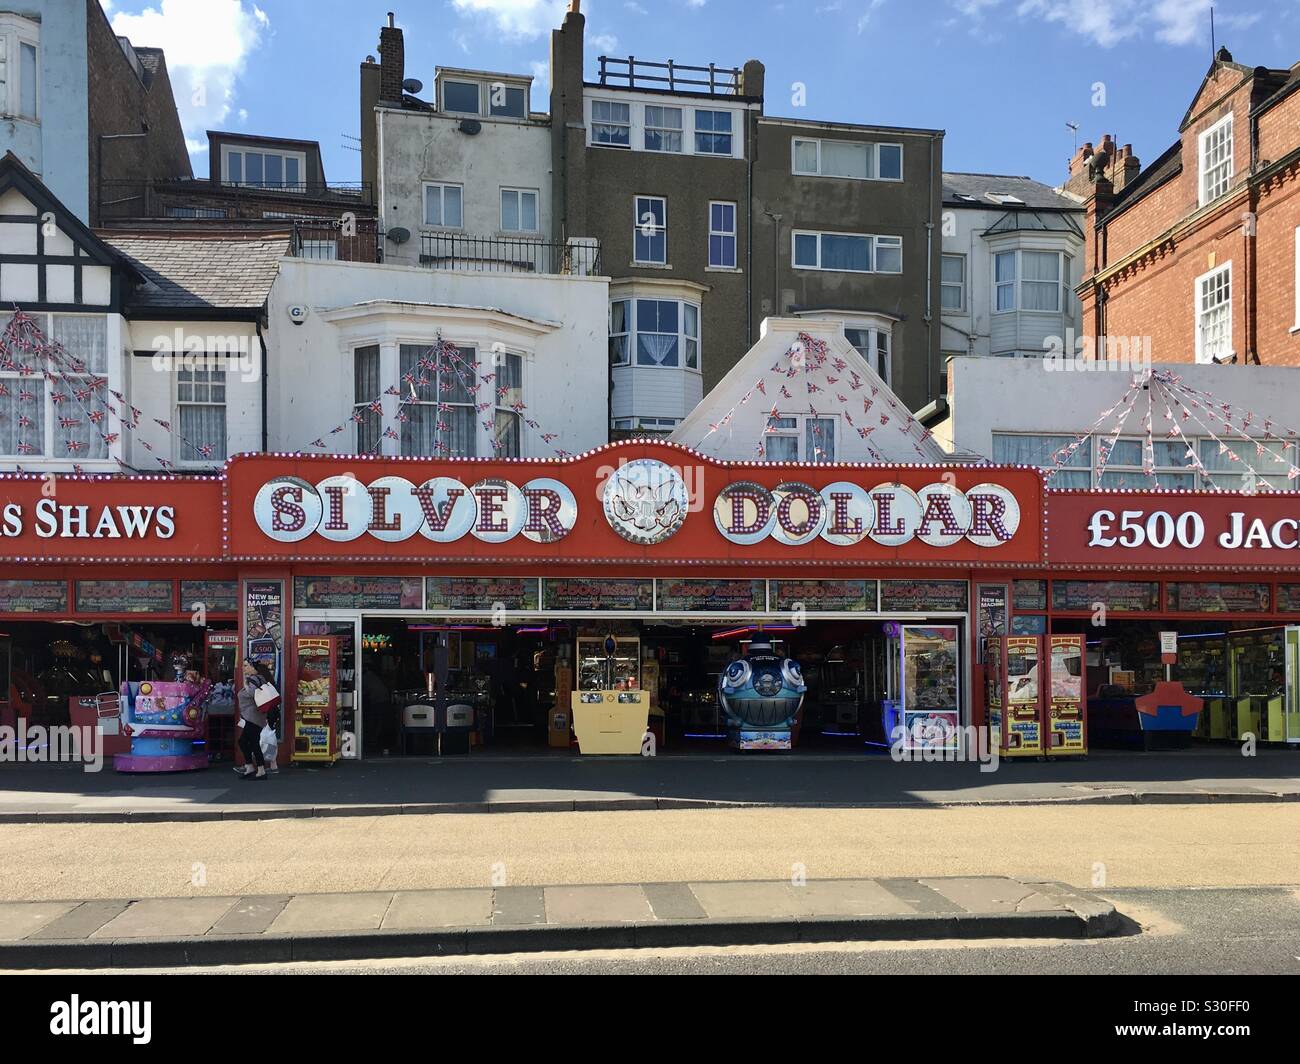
left=1073, top=48, right=1300, bottom=366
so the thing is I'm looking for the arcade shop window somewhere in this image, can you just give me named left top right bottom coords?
left=0, top=313, right=108, bottom=460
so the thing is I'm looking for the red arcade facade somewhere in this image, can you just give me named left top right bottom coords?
left=1, top=442, right=1298, bottom=764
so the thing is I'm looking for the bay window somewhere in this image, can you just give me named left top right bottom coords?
left=0, top=22, right=40, bottom=121
left=493, top=352, right=524, bottom=458
left=994, top=250, right=1068, bottom=313
left=353, top=345, right=380, bottom=453
left=609, top=297, right=702, bottom=371
left=399, top=343, right=477, bottom=457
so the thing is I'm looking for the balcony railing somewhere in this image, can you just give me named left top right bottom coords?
left=418, top=234, right=602, bottom=276
left=96, top=179, right=375, bottom=222
left=289, top=219, right=384, bottom=264
left=595, top=55, right=744, bottom=96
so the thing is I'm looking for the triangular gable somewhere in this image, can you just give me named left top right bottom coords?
left=0, top=152, right=134, bottom=271
left=672, top=317, right=947, bottom=464
left=1178, top=57, right=1254, bottom=132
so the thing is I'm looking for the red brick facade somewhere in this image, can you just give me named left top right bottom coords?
left=1075, top=52, right=1300, bottom=366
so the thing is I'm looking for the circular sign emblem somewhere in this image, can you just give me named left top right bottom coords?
left=915, top=483, right=973, bottom=548
left=770, top=482, right=826, bottom=547
left=964, top=483, right=1022, bottom=547
left=365, top=476, right=424, bottom=544
left=254, top=477, right=322, bottom=543
left=415, top=478, right=475, bottom=543
left=603, top=459, right=689, bottom=545
left=714, top=481, right=777, bottom=545
left=314, top=475, right=372, bottom=543
left=819, top=481, right=873, bottom=547
left=521, top=478, right=578, bottom=544
left=470, top=478, right=526, bottom=544
left=867, top=484, right=922, bottom=548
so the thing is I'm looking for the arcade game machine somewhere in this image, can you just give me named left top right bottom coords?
left=292, top=635, right=341, bottom=764
left=716, top=632, right=807, bottom=751
left=114, top=653, right=213, bottom=774
left=986, top=633, right=1087, bottom=758
left=898, top=625, right=962, bottom=754
left=1178, top=634, right=1229, bottom=740
left=1228, top=628, right=1287, bottom=743
left=571, top=633, right=648, bottom=755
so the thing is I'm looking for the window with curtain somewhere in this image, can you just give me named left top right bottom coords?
left=992, top=433, right=1092, bottom=488
left=806, top=418, right=836, bottom=462
left=493, top=352, right=523, bottom=457
left=1021, top=251, right=1061, bottom=311
left=500, top=188, right=539, bottom=232
left=353, top=345, right=380, bottom=454
left=995, top=252, right=1017, bottom=311
left=51, top=315, right=108, bottom=460
left=400, top=343, right=477, bottom=458
left=1098, top=439, right=1196, bottom=490
left=845, top=326, right=891, bottom=386
left=609, top=300, right=631, bottom=366
left=793, top=232, right=899, bottom=274
left=644, top=105, right=683, bottom=152
left=424, top=183, right=463, bottom=228
left=694, top=109, right=733, bottom=155
left=636, top=300, right=680, bottom=367
left=1196, top=265, right=1232, bottom=363
left=176, top=365, right=227, bottom=462
left=765, top=416, right=798, bottom=461
left=1200, top=438, right=1297, bottom=492
left=592, top=100, right=631, bottom=147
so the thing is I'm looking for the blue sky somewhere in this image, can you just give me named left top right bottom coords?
left=103, top=0, right=1298, bottom=187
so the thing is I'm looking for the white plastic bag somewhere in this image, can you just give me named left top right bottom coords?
left=260, top=725, right=279, bottom=769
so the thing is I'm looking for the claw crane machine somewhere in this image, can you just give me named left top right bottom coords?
left=571, top=632, right=648, bottom=754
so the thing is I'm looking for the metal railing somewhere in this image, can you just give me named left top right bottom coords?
left=418, top=234, right=602, bottom=276
left=289, top=219, right=384, bottom=264
left=96, top=179, right=375, bottom=222
left=596, top=55, right=744, bottom=96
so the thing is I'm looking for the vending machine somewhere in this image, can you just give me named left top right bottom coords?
left=987, top=634, right=1087, bottom=759
left=292, top=635, right=340, bottom=764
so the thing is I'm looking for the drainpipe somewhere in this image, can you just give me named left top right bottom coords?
left=925, top=133, right=937, bottom=404
left=257, top=315, right=268, bottom=452
left=746, top=117, right=754, bottom=346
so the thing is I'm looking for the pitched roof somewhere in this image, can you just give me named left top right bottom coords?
left=100, top=231, right=290, bottom=314
left=943, top=172, right=1081, bottom=211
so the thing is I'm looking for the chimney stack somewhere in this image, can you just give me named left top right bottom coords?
left=379, top=12, right=405, bottom=105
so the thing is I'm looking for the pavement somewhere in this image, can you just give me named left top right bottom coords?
left=1, top=746, right=1297, bottom=823
left=0, top=875, right=1121, bottom=969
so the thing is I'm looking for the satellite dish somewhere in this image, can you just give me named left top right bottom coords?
left=386, top=227, right=411, bottom=245
left=402, top=78, right=423, bottom=95
left=458, top=119, right=482, bottom=135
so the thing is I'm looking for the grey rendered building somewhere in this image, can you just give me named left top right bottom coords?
left=363, top=6, right=945, bottom=441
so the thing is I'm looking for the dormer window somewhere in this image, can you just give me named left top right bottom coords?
left=223, top=146, right=306, bottom=191
left=442, top=80, right=481, bottom=115
left=438, top=74, right=530, bottom=120
left=1199, top=114, right=1233, bottom=206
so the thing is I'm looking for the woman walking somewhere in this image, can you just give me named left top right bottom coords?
left=235, top=660, right=277, bottom=779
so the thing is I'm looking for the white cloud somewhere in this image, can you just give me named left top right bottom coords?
left=530, top=60, right=550, bottom=94
left=956, top=0, right=1253, bottom=49
left=589, top=32, right=619, bottom=52
left=624, top=1, right=647, bottom=12
left=110, top=0, right=268, bottom=143
left=857, top=0, right=886, bottom=33
left=449, top=0, right=571, bottom=38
